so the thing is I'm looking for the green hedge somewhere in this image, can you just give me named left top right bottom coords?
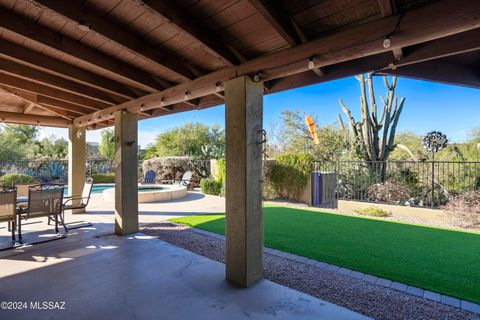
left=0, top=173, right=37, bottom=186
left=91, top=173, right=115, bottom=184
left=200, top=178, right=222, bottom=196
left=265, top=153, right=314, bottom=199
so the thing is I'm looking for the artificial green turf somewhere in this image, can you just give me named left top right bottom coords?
left=170, top=206, right=480, bottom=304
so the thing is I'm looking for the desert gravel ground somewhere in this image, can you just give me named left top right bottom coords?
left=142, top=222, right=480, bottom=320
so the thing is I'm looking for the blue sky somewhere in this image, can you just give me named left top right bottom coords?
left=41, top=76, right=480, bottom=148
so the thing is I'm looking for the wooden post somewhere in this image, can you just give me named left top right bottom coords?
left=224, top=75, right=264, bottom=287
left=67, top=125, right=86, bottom=214
left=114, top=111, right=139, bottom=235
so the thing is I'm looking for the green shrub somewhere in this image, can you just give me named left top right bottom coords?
left=265, top=153, right=314, bottom=199
left=355, top=206, right=391, bottom=217
left=201, top=178, right=222, bottom=196
left=216, top=158, right=226, bottom=184
left=0, top=173, right=37, bottom=186
left=91, top=173, right=115, bottom=183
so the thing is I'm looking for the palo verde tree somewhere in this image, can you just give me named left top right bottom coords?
left=337, top=73, right=405, bottom=163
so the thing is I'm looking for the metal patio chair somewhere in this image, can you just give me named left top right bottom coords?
left=18, top=184, right=65, bottom=242
left=47, top=178, right=94, bottom=230
left=0, top=186, right=17, bottom=241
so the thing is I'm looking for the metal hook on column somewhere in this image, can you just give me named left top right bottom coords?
left=257, top=129, right=268, bottom=160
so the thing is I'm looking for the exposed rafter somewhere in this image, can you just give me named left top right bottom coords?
left=35, top=0, right=195, bottom=82
left=385, top=29, right=480, bottom=70
left=0, top=40, right=138, bottom=100
left=74, top=0, right=480, bottom=127
left=143, top=0, right=240, bottom=66
left=377, top=0, right=396, bottom=17
left=247, top=0, right=301, bottom=47
left=0, top=8, right=164, bottom=93
left=0, top=73, right=109, bottom=111
left=380, top=59, right=480, bottom=88
left=0, top=58, right=119, bottom=105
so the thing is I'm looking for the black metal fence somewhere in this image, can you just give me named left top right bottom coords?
left=313, top=160, right=480, bottom=207
left=0, top=159, right=211, bottom=183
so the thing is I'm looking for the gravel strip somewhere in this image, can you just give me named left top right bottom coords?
left=142, top=222, right=480, bottom=320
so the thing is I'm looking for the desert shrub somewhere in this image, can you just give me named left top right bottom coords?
left=0, top=173, right=37, bottom=186
left=355, top=206, right=391, bottom=217
left=200, top=178, right=222, bottom=196
left=264, top=153, right=314, bottom=199
left=367, top=181, right=410, bottom=204
left=443, top=191, right=480, bottom=227
left=91, top=173, right=115, bottom=183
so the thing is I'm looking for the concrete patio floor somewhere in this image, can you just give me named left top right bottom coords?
left=0, top=191, right=368, bottom=320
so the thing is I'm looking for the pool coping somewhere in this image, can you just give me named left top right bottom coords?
left=184, top=225, right=480, bottom=315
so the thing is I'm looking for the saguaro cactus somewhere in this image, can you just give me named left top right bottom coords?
left=338, top=73, right=405, bottom=162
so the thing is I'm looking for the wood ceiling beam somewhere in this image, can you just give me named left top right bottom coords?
left=380, top=60, right=480, bottom=88
left=0, top=87, right=71, bottom=119
left=377, top=0, right=395, bottom=17
left=0, top=40, right=138, bottom=100
left=0, top=111, right=71, bottom=128
left=0, top=74, right=109, bottom=111
left=142, top=0, right=239, bottom=66
left=35, top=0, right=195, bottom=82
left=0, top=8, right=164, bottom=93
left=247, top=0, right=301, bottom=47
left=0, top=58, right=119, bottom=105
left=385, top=29, right=480, bottom=70
left=73, top=0, right=480, bottom=127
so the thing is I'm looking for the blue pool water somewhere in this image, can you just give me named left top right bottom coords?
left=64, top=184, right=114, bottom=195
left=63, top=184, right=165, bottom=195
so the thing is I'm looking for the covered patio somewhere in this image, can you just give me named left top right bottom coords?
left=0, top=0, right=478, bottom=318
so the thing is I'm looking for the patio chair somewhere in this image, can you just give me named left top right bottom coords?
left=0, top=186, right=17, bottom=241
left=142, top=170, right=156, bottom=184
left=179, top=171, right=192, bottom=187
left=18, top=184, right=65, bottom=242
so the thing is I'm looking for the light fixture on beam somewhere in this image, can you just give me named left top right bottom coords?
left=308, top=57, right=315, bottom=69
left=383, top=37, right=391, bottom=49
left=78, top=20, right=91, bottom=32
left=139, top=104, right=145, bottom=112
left=215, top=82, right=223, bottom=92
left=184, top=91, right=191, bottom=100
left=160, top=97, right=166, bottom=106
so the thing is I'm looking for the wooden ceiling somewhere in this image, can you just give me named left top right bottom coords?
left=0, top=0, right=478, bottom=128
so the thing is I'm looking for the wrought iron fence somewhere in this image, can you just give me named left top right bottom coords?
left=313, top=160, right=480, bottom=207
left=0, top=159, right=211, bottom=183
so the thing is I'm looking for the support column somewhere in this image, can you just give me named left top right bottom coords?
left=114, top=111, right=139, bottom=236
left=68, top=125, right=86, bottom=214
left=225, top=75, right=264, bottom=287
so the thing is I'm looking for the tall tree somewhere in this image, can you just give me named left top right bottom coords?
left=338, top=73, right=405, bottom=162
left=150, top=122, right=224, bottom=159
left=99, top=129, right=115, bottom=160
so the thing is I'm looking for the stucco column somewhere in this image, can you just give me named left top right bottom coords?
left=224, top=75, right=264, bottom=287
left=68, top=125, right=86, bottom=214
left=114, top=111, right=139, bottom=236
